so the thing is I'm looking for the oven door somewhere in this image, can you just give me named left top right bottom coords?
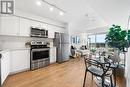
left=31, top=48, right=50, bottom=61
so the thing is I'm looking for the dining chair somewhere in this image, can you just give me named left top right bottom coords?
left=108, top=53, right=121, bottom=86
left=70, top=46, right=76, bottom=58
left=83, top=56, right=113, bottom=87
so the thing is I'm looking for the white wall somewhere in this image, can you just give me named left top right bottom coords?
left=70, top=33, right=88, bottom=49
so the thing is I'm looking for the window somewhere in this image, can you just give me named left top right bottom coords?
left=96, top=34, right=106, bottom=48
left=71, top=36, right=80, bottom=44
left=88, top=33, right=106, bottom=49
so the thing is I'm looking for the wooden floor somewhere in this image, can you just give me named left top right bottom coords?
left=3, top=58, right=125, bottom=87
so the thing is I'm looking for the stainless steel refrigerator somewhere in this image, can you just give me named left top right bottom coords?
left=54, top=32, right=70, bottom=63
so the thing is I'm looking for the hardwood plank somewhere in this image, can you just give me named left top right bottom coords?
left=3, top=58, right=125, bottom=87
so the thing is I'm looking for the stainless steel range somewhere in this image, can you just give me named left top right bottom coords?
left=30, top=41, right=50, bottom=70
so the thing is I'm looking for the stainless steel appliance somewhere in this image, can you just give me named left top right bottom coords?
left=30, top=41, right=50, bottom=70
left=54, top=32, right=70, bottom=63
left=30, top=27, right=48, bottom=38
left=0, top=53, right=1, bottom=87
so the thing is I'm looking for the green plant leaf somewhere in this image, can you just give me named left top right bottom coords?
left=105, top=25, right=128, bottom=52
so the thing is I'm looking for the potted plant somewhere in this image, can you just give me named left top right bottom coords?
left=105, top=25, right=130, bottom=54
left=90, top=48, right=96, bottom=55
left=105, top=25, right=130, bottom=77
left=128, top=30, right=130, bottom=45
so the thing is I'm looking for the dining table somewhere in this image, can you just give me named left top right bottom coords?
left=91, top=55, right=119, bottom=87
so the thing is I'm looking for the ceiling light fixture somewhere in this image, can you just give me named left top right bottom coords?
left=59, top=11, right=64, bottom=16
left=41, top=0, right=66, bottom=15
left=49, top=7, right=54, bottom=12
left=36, top=1, right=42, bottom=6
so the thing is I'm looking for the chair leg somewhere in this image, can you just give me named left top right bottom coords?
left=83, top=68, right=87, bottom=87
left=92, top=75, right=93, bottom=80
left=110, top=75, right=113, bottom=87
left=101, top=77, right=104, bottom=87
left=113, top=69, right=116, bottom=86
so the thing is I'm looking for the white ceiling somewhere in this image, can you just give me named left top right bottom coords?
left=15, top=0, right=130, bottom=34
left=15, top=0, right=103, bottom=23
left=86, top=0, right=130, bottom=28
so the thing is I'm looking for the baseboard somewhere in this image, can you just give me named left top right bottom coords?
left=9, top=68, right=30, bottom=75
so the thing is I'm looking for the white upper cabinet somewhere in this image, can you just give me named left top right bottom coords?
left=0, top=15, right=65, bottom=37
left=30, top=20, right=40, bottom=28
left=40, top=22, right=47, bottom=29
left=19, top=18, right=47, bottom=37
left=0, top=16, right=19, bottom=36
left=47, top=25, right=55, bottom=38
left=19, top=18, right=31, bottom=36
left=30, top=20, right=47, bottom=29
left=47, top=25, right=66, bottom=38
left=48, top=29, right=55, bottom=38
left=56, top=27, right=66, bottom=33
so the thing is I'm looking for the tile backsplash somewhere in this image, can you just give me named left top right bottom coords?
left=0, top=35, right=53, bottom=49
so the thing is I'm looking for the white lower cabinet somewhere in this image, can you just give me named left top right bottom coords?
left=1, top=51, right=10, bottom=84
left=0, top=47, right=56, bottom=84
left=50, top=47, right=56, bottom=63
left=10, top=50, right=30, bottom=73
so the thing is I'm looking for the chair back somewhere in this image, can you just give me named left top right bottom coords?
left=84, top=54, right=92, bottom=66
left=84, top=56, right=112, bottom=76
left=109, top=52, right=120, bottom=68
left=70, top=46, right=76, bottom=56
left=111, top=53, right=121, bottom=63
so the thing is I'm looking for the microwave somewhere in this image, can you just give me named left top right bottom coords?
left=30, top=27, right=48, bottom=38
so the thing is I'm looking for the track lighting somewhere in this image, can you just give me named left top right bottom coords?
left=36, top=1, right=41, bottom=6
left=36, top=0, right=65, bottom=16
left=49, top=7, right=54, bottom=12
left=59, top=11, right=64, bottom=16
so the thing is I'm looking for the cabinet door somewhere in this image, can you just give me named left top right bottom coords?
left=0, top=16, right=19, bottom=36
left=10, top=50, right=30, bottom=73
left=47, top=25, right=55, bottom=38
left=56, top=27, right=65, bottom=33
left=19, top=18, right=31, bottom=36
left=30, top=20, right=47, bottom=28
left=40, top=22, right=47, bottom=29
left=48, top=29, right=54, bottom=38
left=1, top=52, right=10, bottom=84
left=50, top=47, right=56, bottom=63
left=30, top=20, right=41, bottom=28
